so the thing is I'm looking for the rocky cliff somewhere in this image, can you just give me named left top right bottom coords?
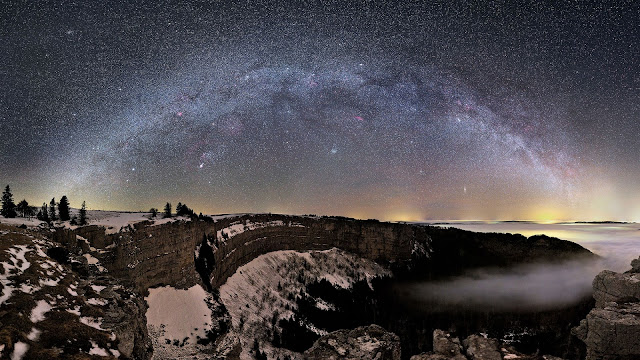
left=70, top=214, right=430, bottom=292
left=70, top=214, right=593, bottom=294
left=572, top=256, right=640, bottom=360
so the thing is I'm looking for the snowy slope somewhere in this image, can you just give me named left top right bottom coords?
left=218, top=248, right=392, bottom=359
left=0, top=224, right=137, bottom=359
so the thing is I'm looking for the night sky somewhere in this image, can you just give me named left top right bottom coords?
left=1, top=1, right=638, bottom=221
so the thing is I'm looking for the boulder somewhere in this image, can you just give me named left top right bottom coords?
left=592, top=270, right=640, bottom=307
left=304, top=324, right=401, bottom=360
left=410, top=353, right=454, bottom=360
left=573, top=256, right=640, bottom=360
left=573, top=302, right=640, bottom=360
left=629, top=256, right=640, bottom=273
left=463, top=335, right=502, bottom=360
left=433, top=329, right=464, bottom=357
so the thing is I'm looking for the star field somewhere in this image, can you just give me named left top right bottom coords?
left=1, top=1, right=639, bottom=221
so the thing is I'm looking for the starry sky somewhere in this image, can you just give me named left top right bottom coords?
left=1, top=1, right=638, bottom=221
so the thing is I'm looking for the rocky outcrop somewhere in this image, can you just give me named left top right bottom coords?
left=432, top=329, right=465, bottom=359
left=411, top=330, right=563, bottom=360
left=304, top=324, right=401, bottom=360
left=463, top=335, right=501, bottom=360
left=100, top=284, right=152, bottom=359
left=573, top=256, right=640, bottom=360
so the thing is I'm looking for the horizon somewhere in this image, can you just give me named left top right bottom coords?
left=2, top=192, right=638, bottom=225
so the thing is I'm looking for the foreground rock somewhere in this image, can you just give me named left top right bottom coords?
left=573, top=256, right=640, bottom=360
left=411, top=330, right=563, bottom=360
left=0, top=224, right=151, bottom=359
left=304, top=324, right=401, bottom=360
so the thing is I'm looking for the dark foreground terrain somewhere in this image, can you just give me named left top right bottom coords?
left=1, top=213, right=622, bottom=359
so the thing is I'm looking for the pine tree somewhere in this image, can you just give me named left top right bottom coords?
left=79, top=201, right=87, bottom=225
left=58, top=195, right=70, bottom=221
left=163, top=202, right=172, bottom=218
left=176, top=202, right=183, bottom=215
left=1, top=185, right=17, bottom=218
left=149, top=208, right=158, bottom=218
left=16, top=199, right=30, bottom=217
left=37, top=203, right=50, bottom=222
left=49, top=198, right=57, bottom=221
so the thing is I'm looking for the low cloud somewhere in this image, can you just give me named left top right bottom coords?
left=399, top=258, right=604, bottom=311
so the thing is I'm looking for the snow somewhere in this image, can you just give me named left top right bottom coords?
left=87, top=298, right=108, bottom=306
left=19, top=283, right=38, bottom=294
left=219, top=248, right=391, bottom=359
left=89, top=340, right=109, bottom=356
left=30, top=299, right=52, bottom=322
left=67, top=287, right=78, bottom=296
left=66, top=306, right=81, bottom=316
left=39, top=277, right=61, bottom=287
left=91, top=285, right=106, bottom=293
left=8, top=245, right=31, bottom=272
left=27, top=328, right=41, bottom=341
left=80, top=316, right=106, bottom=330
left=145, top=285, right=213, bottom=344
left=84, top=253, right=106, bottom=272
left=68, top=210, right=189, bottom=234
left=1, top=244, right=34, bottom=304
left=215, top=220, right=304, bottom=242
left=0, top=215, right=44, bottom=227
left=10, top=342, right=28, bottom=360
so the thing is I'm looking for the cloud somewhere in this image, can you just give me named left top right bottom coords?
left=399, top=258, right=603, bottom=311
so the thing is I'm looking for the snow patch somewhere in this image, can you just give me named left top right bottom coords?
left=10, top=342, right=28, bottom=360
left=87, top=298, right=108, bottom=306
left=145, top=285, right=213, bottom=345
left=30, top=300, right=52, bottom=322
left=89, top=340, right=109, bottom=356
left=80, top=316, right=105, bottom=330
left=91, top=285, right=106, bottom=293
left=27, top=328, right=41, bottom=341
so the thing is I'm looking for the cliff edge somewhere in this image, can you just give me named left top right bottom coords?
left=572, top=256, right=640, bottom=360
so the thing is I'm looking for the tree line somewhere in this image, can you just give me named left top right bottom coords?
left=148, top=202, right=196, bottom=219
left=1, top=185, right=87, bottom=225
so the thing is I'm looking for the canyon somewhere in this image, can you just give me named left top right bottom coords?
left=1, top=213, right=619, bottom=359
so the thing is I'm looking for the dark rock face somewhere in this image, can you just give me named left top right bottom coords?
left=304, top=324, right=401, bottom=360
left=573, top=256, right=640, bottom=360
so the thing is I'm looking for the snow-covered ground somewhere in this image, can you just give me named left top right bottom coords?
left=215, top=219, right=304, bottom=242
left=0, top=225, right=127, bottom=358
left=0, top=210, right=191, bottom=235
left=145, top=284, right=217, bottom=359
left=218, top=248, right=392, bottom=360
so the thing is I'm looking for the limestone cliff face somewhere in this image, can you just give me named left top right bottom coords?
left=78, top=214, right=429, bottom=292
left=69, top=214, right=593, bottom=294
